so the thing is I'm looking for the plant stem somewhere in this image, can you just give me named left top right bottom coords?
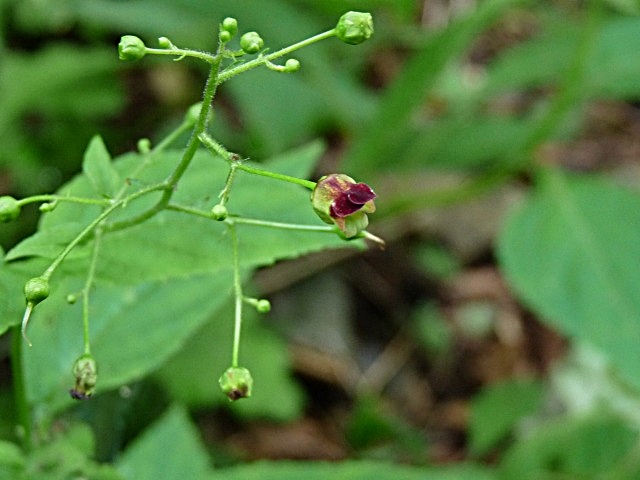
left=11, top=326, right=31, bottom=451
left=144, top=47, right=217, bottom=64
left=217, top=29, right=337, bottom=84
left=229, top=222, right=243, bottom=368
left=43, top=183, right=165, bottom=279
left=82, top=228, right=102, bottom=355
left=199, top=133, right=316, bottom=190
left=230, top=216, right=334, bottom=232
left=17, top=195, right=110, bottom=208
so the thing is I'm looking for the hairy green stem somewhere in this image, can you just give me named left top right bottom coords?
left=43, top=183, right=165, bottom=279
left=229, top=222, right=243, bottom=368
left=82, top=228, right=102, bottom=355
left=144, top=47, right=217, bottom=64
left=17, top=195, right=110, bottom=208
left=199, top=133, right=316, bottom=190
left=217, top=29, right=336, bottom=84
left=11, top=326, right=31, bottom=451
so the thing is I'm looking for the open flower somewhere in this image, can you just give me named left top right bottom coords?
left=311, top=174, right=376, bottom=238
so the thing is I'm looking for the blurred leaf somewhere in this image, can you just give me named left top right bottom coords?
left=344, top=0, right=530, bottom=176
left=213, top=461, right=497, bottom=480
left=83, top=136, right=121, bottom=199
left=498, top=170, right=640, bottom=390
left=484, top=16, right=640, bottom=100
left=468, top=379, right=544, bottom=457
left=0, top=440, right=25, bottom=479
left=117, top=405, right=213, bottom=480
left=156, top=304, right=304, bottom=421
left=23, top=423, right=123, bottom=480
left=500, top=412, right=640, bottom=479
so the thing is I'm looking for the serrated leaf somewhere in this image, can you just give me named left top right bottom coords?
left=117, top=406, right=212, bottom=480
left=498, top=171, right=640, bottom=389
left=83, top=136, right=121, bottom=198
left=23, top=271, right=232, bottom=410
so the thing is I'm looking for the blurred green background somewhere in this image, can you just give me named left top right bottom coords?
left=2, top=0, right=640, bottom=478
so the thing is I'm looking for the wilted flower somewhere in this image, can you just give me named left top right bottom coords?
left=70, top=354, right=98, bottom=400
left=311, top=174, right=376, bottom=238
left=219, top=366, right=253, bottom=401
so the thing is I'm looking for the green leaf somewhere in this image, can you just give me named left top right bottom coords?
left=344, top=0, right=529, bottom=176
left=23, top=271, right=232, bottom=410
left=212, top=461, right=496, bottom=480
left=468, top=379, right=544, bottom=456
left=156, top=304, right=304, bottom=421
left=498, top=170, right=640, bottom=389
left=500, top=412, right=640, bottom=478
left=0, top=441, right=25, bottom=478
left=82, top=136, right=121, bottom=198
left=117, top=405, right=213, bottom=480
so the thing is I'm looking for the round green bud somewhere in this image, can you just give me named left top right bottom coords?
left=219, top=366, right=253, bottom=401
left=118, top=35, right=147, bottom=61
left=240, top=31, right=264, bottom=54
left=285, top=58, right=301, bottom=72
left=222, top=17, right=238, bottom=37
left=66, top=293, right=78, bottom=304
left=39, top=201, right=57, bottom=213
left=185, top=102, right=213, bottom=126
left=335, top=11, right=374, bottom=45
left=70, top=353, right=98, bottom=400
left=211, top=204, right=228, bottom=221
left=219, top=30, right=232, bottom=43
left=158, top=36, right=172, bottom=49
left=137, top=138, right=151, bottom=154
left=24, top=277, right=50, bottom=305
left=256, top=299, right=271, bottom=313
left=0, top=196, right=20, bottom=223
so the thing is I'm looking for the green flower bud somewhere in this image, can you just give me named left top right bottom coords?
left=118, top=35, right=147, bottom=61
left=137, top=138, right=152, bottom=154
left=335, top=11, right=374, bottom=45
left=70, top=354, right=98, bottom=400
left=185, top=102, right=213, bottom=126
left=211, top=204, right=228, bottom=221
left=0, top=196, right=20, bottom=223
left=24, top=277, right=50, bottom=305
left=240, top=31, right=264, bottom=54
left=222, top=17, right=238, bottom=37
left=284, top=58, right=301, bottom=72
left=158, top=36, right=173, bottom=49
left=256, top=299, right=271, bottom=313
left=219, top=366, right=253, bottom=401
left=219, top=30, right=232, bottom=43
left=39, top=201, right=57, bottom=213
left=66, top=293, right=78, bottom=304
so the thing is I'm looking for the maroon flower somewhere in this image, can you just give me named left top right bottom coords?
left=311, top=174, right=376, bottom=238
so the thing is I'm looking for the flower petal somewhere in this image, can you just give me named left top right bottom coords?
left=346, top=183, right=376, bottom=205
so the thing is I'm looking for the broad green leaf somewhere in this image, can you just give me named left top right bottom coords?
left=156, top=304, right=304, bottom=421
left=5, top=223, right=89, bottom=262
left=117, top=405, right=212, bottom=480
left=82, top=136, right=121, bottom=198
left=485, top=16, right=640, bottom=100
left=344, top=0, right=530, bottom=176
left=23, top=271, right=232, bottom=410
left=8, top=142, right=353, bottom=285
left=500, top=413, right=640, bottom=479
left=468, top=379, right=544, bottom=456
left=212, top=461, right=497, bottom=480
left=498, top=170, right=640, bottom=389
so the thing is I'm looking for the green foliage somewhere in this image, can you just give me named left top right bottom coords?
left=498, top=171, right=640, bottom=390
left=469, top=379, right=545, bottom=457
left=3, top=0, right=640, bottom=478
